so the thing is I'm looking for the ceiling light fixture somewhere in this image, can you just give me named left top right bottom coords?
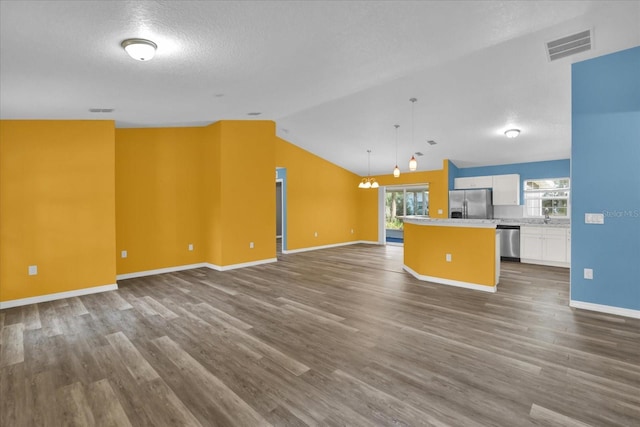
left=358, top=149, right=379, bottom=189
left=409, top=98, right=418, bottom=171
left=393, top=124, right=400, bottom=178
left=121, top=38, right=157, bottom=61
left=504, top=129, right=521, bottom=138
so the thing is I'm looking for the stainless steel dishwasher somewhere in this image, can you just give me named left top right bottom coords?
left=497, top=225, right=520, bottom=262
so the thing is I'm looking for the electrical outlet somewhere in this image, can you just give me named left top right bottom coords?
left=445, top=253, right=452, bottom=262
left=121, top=250, right=128, bottom=258
left=249, top=242, right=254, bottom=249
left=585, top=213, right=604, bottom=224
left=351, top=229, right=354, bottom=234
left=584, top=268, right=593, bottom=279
left=314, top=231, right=318, bottom=237
left=28, top=265, right=38, bottom=275
left=188, top=244, right=194, bottom=251
left=438, top=209, right=443, bottom=215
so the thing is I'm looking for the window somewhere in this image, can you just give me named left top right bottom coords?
left=385, top=185, right=429, bottom=230
left=524, top=178, right=570, bottom=217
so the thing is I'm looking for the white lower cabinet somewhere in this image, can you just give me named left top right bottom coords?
left=520, top=226, right=570, bottom=268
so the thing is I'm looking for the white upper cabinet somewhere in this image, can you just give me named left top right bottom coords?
left=492, top=174, right=520, bottom=205
left=454, top=174, right=520, bottom=205
left=454, top=176, right=493, bottom=189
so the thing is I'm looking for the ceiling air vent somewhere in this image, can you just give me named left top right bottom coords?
left=89, top=108, right=114, bottom=113
left=546, top=29, right=592, bottom=62
left=426, top=140, right=437, bottom=146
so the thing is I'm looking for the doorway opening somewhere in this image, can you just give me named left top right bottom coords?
left=276, top=179, right=283, bottom=254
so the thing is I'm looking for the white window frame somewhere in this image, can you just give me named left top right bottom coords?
left=385, top=184, right=429, bottom=229
left=523, top=177, right=570, bottom=218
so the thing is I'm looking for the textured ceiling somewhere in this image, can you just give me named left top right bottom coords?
left=1, top=1, right=639, bottom=175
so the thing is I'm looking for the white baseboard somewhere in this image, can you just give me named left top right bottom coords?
left=205, top=258, right=278, bottom=271
left=117, top=263, right=209, bottom=280
left=282, top=240, right=381, bottom=254
left=570, top=300, right=640, bottom=319
left=403, top=265, right=497, bottom=293
left=0, top=284, right=118, bottom=310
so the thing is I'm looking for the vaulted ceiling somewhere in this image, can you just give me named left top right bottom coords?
left=1, top=1, right=639, bottom=175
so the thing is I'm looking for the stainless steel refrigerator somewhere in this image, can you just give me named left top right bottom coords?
left=449, top=189, right=493, bottom=219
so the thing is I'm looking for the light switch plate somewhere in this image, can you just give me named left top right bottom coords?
left=121, top=250, right=128, bottom=258
left=584, top=268, right=593, bottom=279
left=585, top=213, right=604, bottom=224
left=188, top=244, right=194, bottom=251
left=28, top=265, right=38, bottom=275
left=445, top=253, right=452, bottom=262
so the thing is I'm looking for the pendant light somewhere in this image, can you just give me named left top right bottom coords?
left=409, top=98, right=418, bottom=171
left=393, top=124, right=400, bottom=178
left=358, top=149, right=379, bottom=189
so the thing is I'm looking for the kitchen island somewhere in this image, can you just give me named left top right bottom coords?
left=403, top=217, right=500, bottom=292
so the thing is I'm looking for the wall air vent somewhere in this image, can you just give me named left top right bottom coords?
left=546, top=29, right=592, bottom=62
left=89, top=108, right=114, bottom=113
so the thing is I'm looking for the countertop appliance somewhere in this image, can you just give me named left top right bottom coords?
left=497, top=224, right=520, bottom=262
left=449, top=189, right=493, bottom=219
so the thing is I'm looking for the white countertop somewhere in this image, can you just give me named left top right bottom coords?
left=402, top=216, right=570, bottom=229
left=403, top=217, right=499, bottom=229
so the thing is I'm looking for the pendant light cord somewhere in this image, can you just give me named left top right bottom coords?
left=394, top=125, right=399, bottom=165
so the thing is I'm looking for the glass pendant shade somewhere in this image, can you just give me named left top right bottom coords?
left=393, top=165, right=400, bottom=177
left=409, top=155, right=417, bottom=171
left=371, top=181, right=379, bottom=189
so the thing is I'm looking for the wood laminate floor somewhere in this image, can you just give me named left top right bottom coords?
left=1, top=244, right=639, bottom=426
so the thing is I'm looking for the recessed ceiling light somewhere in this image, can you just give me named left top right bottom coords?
left=247, top=112, right=262, bottom=116
left=504, top=129, right=520, bottom=138
left=121, top=38, right=157, bottom=61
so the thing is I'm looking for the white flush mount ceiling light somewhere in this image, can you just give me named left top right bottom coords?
left=358, top=150, right=379, bottom=189
left=121, top=38, right=157, bottom=61
left=393, top=124, right=400, bottom=178
left=409, top=98, right=418, bottom=171
left=504, top=129, right=521, bottom=138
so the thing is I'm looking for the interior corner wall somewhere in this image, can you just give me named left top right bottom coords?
left=0, top=120, right=117, bottom=302
left=571, top=46, right=640, bottom=313
left=275, top=137, right=364, bottom=249
left=215, top=121, right=276, bottom=265
left=202, top=122, right=223, bottom=266
left=115, top=127, right=206, bottom=274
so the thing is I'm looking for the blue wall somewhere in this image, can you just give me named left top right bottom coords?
left=571, top=46, right=640, bottom=312
left=452, top=159, right=570, bottom=204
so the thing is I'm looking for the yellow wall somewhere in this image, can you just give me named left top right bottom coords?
left=275, top=137, right=363, bottom=250
left=404, top=222, right=496, bottom=286
left=214, top=121, right=276, bottom=265
left=1, top=118, right=452, bottom=303
left=0, top=120, right=116, bottom=302
left=202, top=123, right=223, bottom=266
left=115, top=128, right=205, bottom=274
left=371, top=159, right=450, bottom=218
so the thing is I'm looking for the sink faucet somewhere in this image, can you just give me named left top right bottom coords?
left=544, top=208, right=550, bottom=224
